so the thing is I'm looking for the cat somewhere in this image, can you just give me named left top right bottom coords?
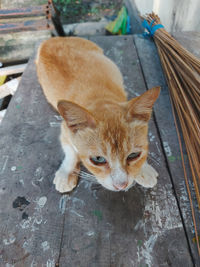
left=36, top=37, right=160, bottom=193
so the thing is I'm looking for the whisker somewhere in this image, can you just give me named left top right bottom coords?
left=81, top=173, right=95, bottom=178
left=80, top=170, right=94, bottom=176
left=80, top=171, right=95, bottom=178
left=72, top=169, right=104, bottom=183
left=73, top=170, right=92, bottom=177
left=72, top=171, right=96, bottom=181
left=80, top=174, right=95, bottom=179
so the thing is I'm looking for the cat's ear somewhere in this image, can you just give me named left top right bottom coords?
left=57, top=100, right=96, bottom=133
left=126, top=86, right=160, bottom=122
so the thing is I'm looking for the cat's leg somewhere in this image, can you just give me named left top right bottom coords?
left=53, top=123, right=80, bottom=193
left=53, top=143, right=79, bottom=193
left=134, top=162, right=158, bottom=188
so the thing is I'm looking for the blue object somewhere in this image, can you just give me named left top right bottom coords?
left=126, top=15, right=131, bottom=34
left=142, top=19, right=164, bottom=36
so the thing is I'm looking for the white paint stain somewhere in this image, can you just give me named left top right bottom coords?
left=79, top=179, right=93, bottom=191
left=33, top=216, right=43, bottom=225
left=71, top=197, right=85, bottom=206
left=15, top=96, right=22, bottom=103
left=59, top=195, right=67, bottom=214
left=134, top=92, right=140, bottom=96
left=41, top=241, right=50, bottom=251
left=134, top=220, right=145, bottom=231
left=22, top=236, right=34, bottom=252
left=20, top=217, right=32, bottom=229
left=70, top=209, right=84, bottom=218
left=5, top=264, right=14, bottom=267
left=34, top=167, right=44, bottom=182
left=11, top=166, right=17, bottom=172
left=31, top=218, right=40, bottom=231
left=19, top=179, right=24, bottom=186
left=144, top=186, right=182, bottom=233
left=46, top=259, right=55, bottom=267
left=31, top=181, right=38, bottom=187
left=37, top=176, right=44, bottom=182
left=92, top=190, right=98, bottom=199
left=155, top=141, right=161, bottom=154
left=136, top=182, right=183, bottom=266
left=163, top=141, right=172, bottom=157
left=0, top=155, right=9, bottom=174
left=179, top=181, right=193, bottom=226
left=86, top=231, right=95, bottom=236
left=31, top=259, right=37, bottom=267
left=37, top=196, right=47, bottom=208
left=23, top=240, right=30, bottom=250
left=27, top=121, right=36, bottom=125
left=19, top=196, right=47, bottom=233
left=139, top=234, right=158, bottom=266
left=148, top=152, right=160, bottom=166
left=155, top=205, right=162, bottom=228
left=105, top=232, right=110, bottom=239
left=54, top=115, right=62, bottom=121
left=34, top=167, right=42, bottom=176
left=49, top=122, right=61, bottom=127
left=3, top=234, right=16, bottom=245
left=149, top=132, right=155, bottom=142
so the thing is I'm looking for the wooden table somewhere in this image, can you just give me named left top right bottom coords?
left=0, top=35, right=199, bottom=266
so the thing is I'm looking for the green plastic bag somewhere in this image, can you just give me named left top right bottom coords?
left=105, top=6, right=128, bottom=35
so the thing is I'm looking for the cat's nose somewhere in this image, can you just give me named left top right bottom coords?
left=113, top=181, right=128, bottom=190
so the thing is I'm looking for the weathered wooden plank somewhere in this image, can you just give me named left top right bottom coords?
left=0, top=35, right=195, bottom=266
left=0, top=64, right=26, bottom=76
left=0, top=109, right=6, bottom=123
left=134, top=34, right=200, bottom=266
left=57, top=35, right=193, bottom=266
left=0, top=15, right=45, bottom=24
left=0, top=30, right=51, bottom=63
left=0, top=77, right=20, bottom=98
left=0, top=54, right=65, bottom=265
left=0, top=5, right=46, bottom=19
left=1, top=0, right=47, bottom=9
left=0, top=18, right=52, bottom=34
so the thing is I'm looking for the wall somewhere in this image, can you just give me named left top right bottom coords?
left=132, top=0, right=200, bottom=32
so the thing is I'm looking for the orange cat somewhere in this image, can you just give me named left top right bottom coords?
left=36, top=37, right=160, bottom=193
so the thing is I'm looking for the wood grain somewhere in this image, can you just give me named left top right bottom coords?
left=0, top=55, right=64, bottom=265
left=134, top=33, right=200, bottom=266
left=57, top=36, right=193, bottom=267
left=0, top=35, right=194, bottom=266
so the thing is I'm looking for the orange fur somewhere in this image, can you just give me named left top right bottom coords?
left=36, top=37, right=160, bottom=192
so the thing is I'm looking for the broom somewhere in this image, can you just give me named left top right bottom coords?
left=141, top=12, right=200, bottom=255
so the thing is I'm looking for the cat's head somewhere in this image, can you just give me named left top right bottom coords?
left=58, top=87, right=160, bottom=191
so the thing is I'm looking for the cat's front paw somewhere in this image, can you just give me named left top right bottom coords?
left=134, top=162, right=158, bottom=188
left=53, top=170, right=78, bottom=193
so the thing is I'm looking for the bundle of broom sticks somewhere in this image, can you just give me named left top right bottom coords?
left=142, top=13, right=200, bottom=254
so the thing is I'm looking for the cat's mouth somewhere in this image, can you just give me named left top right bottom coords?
left=112, top=181, right=136, bottom=192
left=98, top=177, right=136, bottom=192
left=113, top=181, right=128, bottom=191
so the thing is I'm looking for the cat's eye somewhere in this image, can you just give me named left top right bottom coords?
left=127, top=152, right=141, bottom=162
left=90, top=156, right=107, bottom=166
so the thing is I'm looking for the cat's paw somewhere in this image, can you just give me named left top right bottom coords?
left=134, top=162, right=158, bottom=188
left=53, top=170, right=78, bottom=193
